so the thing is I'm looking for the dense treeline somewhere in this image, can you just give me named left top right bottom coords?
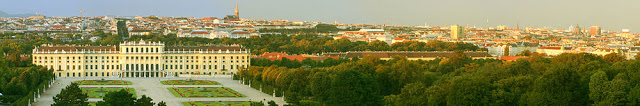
left=0, top=57, right=55, bottom=105
left=251, top=58, right=353, bottom=68
left=130, top=34, right=485, bottom=55
left=236, top=53, right=640, bottom=105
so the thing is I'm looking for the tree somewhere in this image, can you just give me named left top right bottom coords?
left=589, top=71, right=608, bottom=105
left=635, top=52, right=640, bottom=61
left=53, top=83, right=89, bottom=106
left=309, top=72, right=331, bottom=105
left=603, top=53, right=625, bottom=63
left=520, top=65, right=587, bottom=106
left=135, top=95, right=155, bottom=106
left=517, top=50, right=532, bottom=56
left=504, top=45, right=510, bottom=56
left=446, top=77, right=491, bottom=105
left=384, top=82, right=429, bottom=106
left=367, top=40, right=391, bottom=51
left=96, top=89, right=136, bottom=106
left=327, top=70, right=380, bottom=106
left=250, top=101, right=265, bottom=106
left=117, top=20, right=129, bottom=38
left=628, top=85, right=640, bottom=105
left=386, top=59, right=424, bottom=94
left=157, top=101, right=167, bottom=106
left=267, top=100, right=278, bottom=106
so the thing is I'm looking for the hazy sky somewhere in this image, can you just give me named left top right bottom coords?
left=2, top=0, right=639, bottom=32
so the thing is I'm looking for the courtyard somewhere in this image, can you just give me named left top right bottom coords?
left=32, top=75, right=286, bottom=106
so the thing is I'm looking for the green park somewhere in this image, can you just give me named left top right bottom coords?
left=169, top=87, right=245, bottom=98
left=81, top=87, right=136, bottom=98
left=161, top=79, right=220, bottom=85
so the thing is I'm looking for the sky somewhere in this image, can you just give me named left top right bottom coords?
left=2, top=0, right=640, bottom=32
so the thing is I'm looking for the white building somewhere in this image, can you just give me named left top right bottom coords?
left=32, top=40, right=251, bottom=77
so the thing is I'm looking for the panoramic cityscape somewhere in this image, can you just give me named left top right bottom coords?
left=1, top=0, right=640, bottom=106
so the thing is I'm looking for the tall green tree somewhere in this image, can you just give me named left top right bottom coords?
left=117, top=20, right=129, bottom=38
left=135, top=95, right=155, bottom=106
left=327, top=70, right=380, bottom=106
left=96, top=89, right=136, bottom=106
left=250, top=101, right=265, bottom=106
left=52, top=83, right=89, bottom=106
left=309, top=72, right=331, bottom=105
left=517, top=50, right=532, bottom=56
left=446, top=77, right=492, bottom=105
left=384, top=82, right=429, bottom=106
left=603, top=53, right=626, bottom=63
left=589, top=71, right=609, bottom=104
left=520, top=65, right=587, bottom=106
left=267, top=100, right=278, bottom=106
left=156, top=101, right=167, bottom=106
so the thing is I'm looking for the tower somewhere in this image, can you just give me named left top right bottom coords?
left=516, top=21, right=519, bottom=30
left=573, top=24, right=582, bottom=35
left=589, top=26, right=601, bottom=35
left=235, top=2, right=239, bottom=17
left=450, top=24, right=464, bottom=40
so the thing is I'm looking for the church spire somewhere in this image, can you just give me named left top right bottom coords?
left=235, top=1, right=239, bottom=17
left=516, top=21, right=519, bottom=30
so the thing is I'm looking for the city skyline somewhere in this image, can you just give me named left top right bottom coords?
left=2, top=0, right=639, bottom=31
left=1, top=1, right=640, bottom=106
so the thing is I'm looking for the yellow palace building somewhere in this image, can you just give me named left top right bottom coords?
left=32, top=40, right=250, bottom=77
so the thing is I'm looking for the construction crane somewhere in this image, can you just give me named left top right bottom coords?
left=76, top=10, right=94, bottom=21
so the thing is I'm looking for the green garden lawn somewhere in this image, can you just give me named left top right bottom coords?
left=161, top=80, right=220, bottom=85
left=183, top=101, right=252, bottom=106
left=88, top=102, right=96, bottom=106
left=74, top=80, right=132, bottom=85
left=81, top=87, right=136, bottom=98
left=169, top=87, right=245, bottom=98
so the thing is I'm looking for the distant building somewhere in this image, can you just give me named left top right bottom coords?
left=229, top=30, right=251, bottom=38
left=622, top=46, right=640, bottom=60
left=450, top=24, right=464, bottom=39
left=391, top=38, right=408, bottom=44
left=589, top=26, right=601, bottom=35
left=573, top=47, right=619, bottom=56
left=537, top=46, right=572, bottom=56
left=487, top=43, right=537, bottom=56
left=572, top=24, right=583, bottom=35
left=29, top=14, right=46, bottom=19
left=129, top=29, right=151, bottom=36
left=497, top=25, right=508, bottom=30
left=617, top=29, right=634, bottom=39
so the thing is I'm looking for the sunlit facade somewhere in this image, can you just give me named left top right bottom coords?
left=32, top=40, right=250, bottom=77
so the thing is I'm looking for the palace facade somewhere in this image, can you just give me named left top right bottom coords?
left=32, top=40, right=250, bottom=77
